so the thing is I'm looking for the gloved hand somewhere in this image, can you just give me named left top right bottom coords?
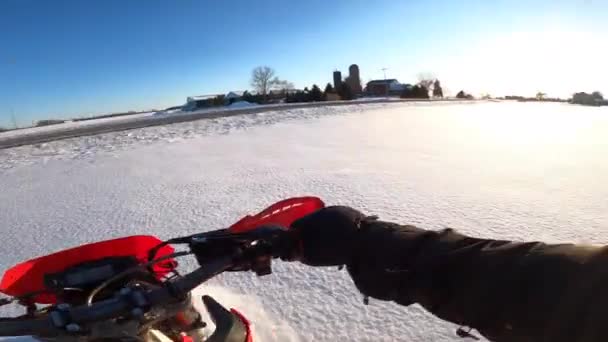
left=282, top=206, right=430, bottom=305
left=283, top=206, right=366, bottom=266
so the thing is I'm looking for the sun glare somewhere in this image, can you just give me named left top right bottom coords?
left=441, top=28, right=608, bottom=98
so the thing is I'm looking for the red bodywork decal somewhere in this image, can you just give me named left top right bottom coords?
left=229, top=196, right=324, bottom=233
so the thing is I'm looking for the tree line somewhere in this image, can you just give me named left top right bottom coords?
left=571, top=91, right=606, bottom=106
left=285, top=82, right=355, bottom=103
left=249, top=66, right=478, bottom=103
left=249, top=66, right=355, bottom=104
left=239, top=82, right=355, bottom=105
left=400, top=78, right=445, bottom=99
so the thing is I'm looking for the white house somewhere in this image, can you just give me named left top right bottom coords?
left=225, top=91, right=245, bottom=101
left=184, top=94, right=219, bottom=111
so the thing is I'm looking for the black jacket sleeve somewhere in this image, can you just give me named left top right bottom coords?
left=346, top=218, right=608, bottom=342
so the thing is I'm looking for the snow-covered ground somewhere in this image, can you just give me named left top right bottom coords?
left=1, top=101, right=608, bottom=341
left=0, top=98, right=431, bottom=150
left=0, top=112, right=157, bottom=139
left=0, top=102, right=424, bottom=170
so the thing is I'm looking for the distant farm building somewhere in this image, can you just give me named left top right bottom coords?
left=184, top=95, right=220, bottom=110
left=365, top=79, right=411, bottom=96
left=344, top=64, right=362, bottom=94
left=225, top=91, right=245, bottom=103
left=185, top=91, right=251, bottom=110
left=333, top=71, right=342, bottom=90
left=332, top=64, right=362, bottom=95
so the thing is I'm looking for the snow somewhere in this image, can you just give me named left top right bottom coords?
left=0, top=100, right=450, bottom=150
left=1, top=101, right=608, bottom=341
left=0, top=112, right=156, bottom=139
left=0, top=103, right=406, bottom=170
left=155, top=100, right=256, bottom=116
left=228, top=100, right=258, bottom=108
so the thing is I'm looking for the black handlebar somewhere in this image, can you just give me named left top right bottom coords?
left=0, top=225, right=292, bottom=338
left=0, top=255, right=235, bottom=337
left=0, top=317, right=57, bottom=337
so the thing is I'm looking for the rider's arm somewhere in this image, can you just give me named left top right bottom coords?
left=289, top=206, right=608, bottom=342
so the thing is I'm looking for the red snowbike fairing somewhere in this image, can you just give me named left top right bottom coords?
left=0, top=235, right=176, bottom=305
left=0, top=196, right=324, bottom=342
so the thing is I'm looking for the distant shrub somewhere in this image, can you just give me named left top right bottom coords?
left=401, top=85, right=430, bottom=99
left=572, top=91, right=606, bottom=106
left=36, top=119, right=65, bottom=127
left=310, top=84, right=323, bottom=102
left=211, top=95, right=225, bottom=106
left=456, top=90, right=474, bottom=100
left=242, top=91, right=266, bottom=104
left=285, top=89, right=310, bottom=103
left=338, top=82, right=354, bottom=100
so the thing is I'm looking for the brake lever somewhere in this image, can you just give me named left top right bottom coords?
left=189, top=225, right=288, bottom=276
left=231, top=240, right=275, bottom=276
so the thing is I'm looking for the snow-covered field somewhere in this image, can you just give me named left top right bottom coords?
left=0, top=98, right=405, bottom=147
left=1, top=101, right=608, bottom=341
left=0, top=112, right=157, bottom=139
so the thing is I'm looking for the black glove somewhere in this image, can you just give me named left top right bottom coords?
left=285, top=206, right=430, bottom=305
left=285, top=206, right=366, bottom=267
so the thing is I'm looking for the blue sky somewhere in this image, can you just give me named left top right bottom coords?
left=1, top=0, right=607, bottom=126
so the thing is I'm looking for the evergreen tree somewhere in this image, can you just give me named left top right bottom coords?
left=212, top=95, right=226, bottom=106
left=242, top=91, right=252, bottom=102
left=433, top=80, right=443, bottom=98
left=310, top=84, right=323, bottom=101
left=456, top=90, right=474, bottom=99
left=401, top=85, right=429, bottom=99
left=338, top=82, right=354, bottom=100
left=592, top=91, right=604, bottom=100
left=417, top=85, right=430, bottom=98
left=323, top=83, right=335, bottom=100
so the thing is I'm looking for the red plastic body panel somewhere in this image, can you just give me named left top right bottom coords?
left=180, top=334, right=194, bottom=342
left=229, top=196, right=324, bottom=233
left=0, top=196, right=324, bottom=306
left=0, top=235, right=174, bottom=304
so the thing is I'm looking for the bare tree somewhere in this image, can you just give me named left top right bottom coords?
left=536, top=92, right=546, bottom=101
left=250, top=66, right=294, bottom=99
left=250, top=66, right=277, bottom=96
left=272, top=79, right=294, bottom=93
left=417, top=72, right=435, bottom=91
